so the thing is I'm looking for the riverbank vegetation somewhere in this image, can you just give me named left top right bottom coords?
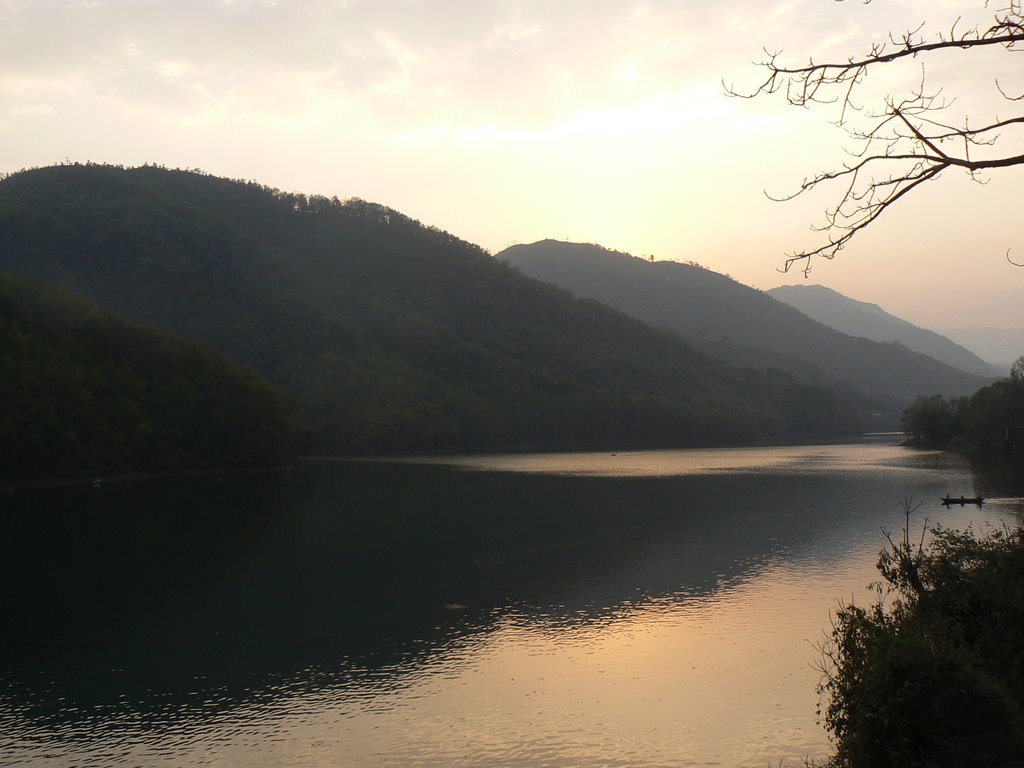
left=818, top=507, right=1024, bottom=767
left=0, top=273, right=303, bottom=483
left=901, top=358, right=1024, bottom=452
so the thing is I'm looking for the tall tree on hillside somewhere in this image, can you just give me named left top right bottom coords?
left=1011, top=354, right=1024, bottom=382
left=729, top=1, right=1024, bottom=274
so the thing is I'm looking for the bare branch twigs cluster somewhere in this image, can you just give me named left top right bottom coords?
left=728, top=1, right=1024, bottom=274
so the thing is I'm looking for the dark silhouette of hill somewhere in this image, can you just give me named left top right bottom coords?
left=0, top=164, right=859, bottom=453
left=767, top=284, right=999, bottom=377
left=499, top=241, right=992, bottom=409
left=0, top=272, right=302, bottom=482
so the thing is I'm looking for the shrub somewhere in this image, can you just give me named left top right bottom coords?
left=818, top=503, right=1024, bottom=767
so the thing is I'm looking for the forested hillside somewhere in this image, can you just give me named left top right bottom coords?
left=500, top=241, right=992, bottom=416
left=0, top=273, right=301, bottom=482
left=0, top=164, right=860, bottom=453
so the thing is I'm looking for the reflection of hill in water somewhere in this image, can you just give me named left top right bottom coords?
left=0, top=451, right=997, bottom=729
left=969, top=453, right=1024, bottom=501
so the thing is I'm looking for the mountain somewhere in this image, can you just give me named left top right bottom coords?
left=0, top=272, right=302, bottom=482
left=935, top=327, right=1023, bottom=370
left=498, top=241, right=992, bottom=413
left=0, top=164, right=861, bottom=453
left=767, top=284, right=999, bottom=377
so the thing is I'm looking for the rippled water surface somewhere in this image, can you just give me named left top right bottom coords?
left=3, top=442, right=1022, bottom=767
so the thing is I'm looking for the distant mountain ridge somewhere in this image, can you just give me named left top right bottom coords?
left=0, top=164, right=862, bottom=453
left=767, top=284, right=999, bottom=377
left=499, top=241, right=992, bottom=410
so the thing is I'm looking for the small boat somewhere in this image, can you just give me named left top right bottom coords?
left=940, top=494, right=984, bottom=506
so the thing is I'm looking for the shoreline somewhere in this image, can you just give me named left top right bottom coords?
left=1, top=463, right=296, bottom=493
left=5, top=433, right=912, bottom=492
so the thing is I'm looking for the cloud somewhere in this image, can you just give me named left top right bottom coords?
left=0, top=1, right=767, bottom=128
left=1, top=0, right=1020, bottom=328
left=2, top=1, right=1008, bottom=147
left=11, top=103, right=55, bottom=116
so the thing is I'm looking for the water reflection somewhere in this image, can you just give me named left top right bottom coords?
left=1, top=444, right=1020, bottom=767
left=389, top=442, right=952, bottom=477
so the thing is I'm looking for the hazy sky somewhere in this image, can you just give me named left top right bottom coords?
left=2, top=0, right=1022, bottom=330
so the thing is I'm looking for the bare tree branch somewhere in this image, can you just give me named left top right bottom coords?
left=728, top=1, right=1024, bottom=273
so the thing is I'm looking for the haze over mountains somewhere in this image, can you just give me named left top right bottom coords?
left=936, top=327, right=1024, bottom=369
left=499, top=240, right=992, bottom=423
left=0, top=164, right=863, bottom=461
left=767, top=284, right=1000, bottom=377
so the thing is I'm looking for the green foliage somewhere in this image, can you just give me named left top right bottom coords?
left=0, top=273, right=302, bottom=482
left=1011, top=355, right=1024, bottom=383
left=819, top=514, right=1024, bottom=767
left=0, top=164, right=861, bottom=453
left=900, top=394, right=963, bottom=448
left=902, top=360, right=1024, bottom=451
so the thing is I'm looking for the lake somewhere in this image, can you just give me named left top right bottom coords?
left=3, top=442, right=1023, bottom=767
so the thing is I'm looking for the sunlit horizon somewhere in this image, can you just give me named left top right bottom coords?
left=2, top=0, right=1022, bottom=331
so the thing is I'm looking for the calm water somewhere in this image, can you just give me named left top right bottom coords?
left=3, top=442, right=1023, bottom=767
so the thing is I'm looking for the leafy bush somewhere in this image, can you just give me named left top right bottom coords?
left=817, top=507, right=1024, bottom=767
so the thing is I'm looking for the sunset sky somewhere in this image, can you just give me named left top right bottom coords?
left=2, top=0, right=1022, bottom=331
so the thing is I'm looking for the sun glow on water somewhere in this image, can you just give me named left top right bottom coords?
left=3, top=445, right=1017, bottom=767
